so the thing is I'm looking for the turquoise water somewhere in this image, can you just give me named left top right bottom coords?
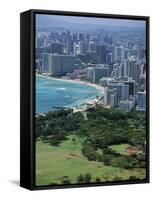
left=36, top=75, right=103, bottom=113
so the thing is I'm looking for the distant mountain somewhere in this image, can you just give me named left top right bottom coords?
left=36, top=15, right=104, bottom=32
left=36, top=14, right=146, bottom=33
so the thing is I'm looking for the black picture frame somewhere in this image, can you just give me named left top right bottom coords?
left=20, top=9, right=150, bottom=190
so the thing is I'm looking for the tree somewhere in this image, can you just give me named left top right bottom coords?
left=72, top=137, right=76, bottom=143
left=103, top=147, right=113, bottom=154
left=81, top=145, right=97, bottom=161
left=84, top=173, right=92, bottom=183
left=50, top=135, right=61, bottom=146
left=77, top=174, right=84, bottom=183
left=103, top=154, right=112, bottom=166
left=96, top=153, right=104, bottom=162
left=61, top=176, right=71, bottom=184
left=36, top=115, right=46, bottom=138
left=95, top=177, right=101, bottom=182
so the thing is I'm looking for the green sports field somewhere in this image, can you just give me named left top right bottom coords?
left=110, top=144, right=130, bottom=155
left=36, top=135, right=145, bottom=186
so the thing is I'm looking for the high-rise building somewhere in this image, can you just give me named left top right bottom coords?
left=126, top=49, right=139, bottom=59
left=140, top=75, right=146, bottom=90
left=114, top=46, right=125, bottom=62
left=121, top=84, right=129, bottom=100
left=127, top=57, right=136, bottom=78
left=52, top=42, right=64, bottom=54
left=86, top=34, right=90, bottom=41
left=84, top=52, right=98, bottom=64
left=66, top=41, right=74, bottom=55
left=136, top=91, right=146, bottom=111
left=78, top=41, right=86, bottom=54
left=108, top=64, right=114, bottom=77
left=106, top=53, right=113, bottom=64
left=72, top=33, right=78, bottom=42
left=127, top=57, right=141, bottom=84
left=86, top=67, right=94, bottom=82
left=36, top=59, right=42, bottom=73
left=110, top=94, right=117, bottom=107
left=134, top=63, right=141, bottom=84
left=93, top=67, right=109, bottom=82
left=89, top=41, right=96, bottom=52
left=42, top=53, right=50, bottom=73
left=99, top=77, right=114, bottom=87
left=114, top=78, right=136, bottom=96
left=108, top=83, right=129, bottom=104
left=44, top=42, right=64, bottom=54
left=139, top=48, right=146, bottom=60
left=73, top=42, right=77, bottom=56
left=36, top=36, right=46, bottom=48
left=61, top=31, right=69, bottom=43
left=104, top=88, right=117, bottom=105
left=36, top=47, right=44, bottom=60
left=119, top=100, right=132, bottom=112
left=96, top=44, right=107, bottom=63
left=48, top=54, right=78, bottom=76
left=123, top=60, right=128, bottom=77
left=79, top=33, right=84, bottom=41
left=86, top=66, right=109, bottom=82
left=44, top=46, right=52, bottom=54
left=103, top=35, right=113, bottom=45
left=115, top=65, right=123, bottom=78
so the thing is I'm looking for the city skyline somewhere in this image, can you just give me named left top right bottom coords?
left=35, top=14, right=146, bottom=112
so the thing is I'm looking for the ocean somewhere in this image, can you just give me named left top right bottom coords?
left=36, top=75, right=103, bottom=113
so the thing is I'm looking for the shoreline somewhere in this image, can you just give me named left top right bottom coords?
left=36, top=73, right=104, bottom=114
left=36, top=73, right=104, bottom=93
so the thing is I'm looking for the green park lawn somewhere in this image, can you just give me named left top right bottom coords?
left=109, top=144, right=130, bottom=155
left=36, top=135, right=145, bottom=186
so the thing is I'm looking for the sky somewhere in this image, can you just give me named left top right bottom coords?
left=36, top=14, right=146, bottom=30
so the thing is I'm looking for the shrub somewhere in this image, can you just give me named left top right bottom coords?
left=77, top=173, right=92, bottom=183
left=103, top=154, right=112, bottom=166
left=77, top=174, right=84, bottom=183
left=72, top=137, right=76, bottom=143
left=95, top=177, right=101, bottom=182
left=111, top=156, right=127, bottom=168
left=61, top=176, right=71, bottom=184
left=50, top=135, right=61, bottom=146
left=82, top=145, right=97, bottom=161
left=84, top=173, right=92, bottom=183
left=113, top=176, right=123, bottom=181
left=129, top=176, right=137, bottom=180
left=96, top=153, right=104, bottom=162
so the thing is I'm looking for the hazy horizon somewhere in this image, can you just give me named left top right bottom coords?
left=36, top=14, right=146, bottom=31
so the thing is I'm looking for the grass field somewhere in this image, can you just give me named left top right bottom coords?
left=110, top=144, right=130, bottom=155
left=36, top=135, right=145, bottom=186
